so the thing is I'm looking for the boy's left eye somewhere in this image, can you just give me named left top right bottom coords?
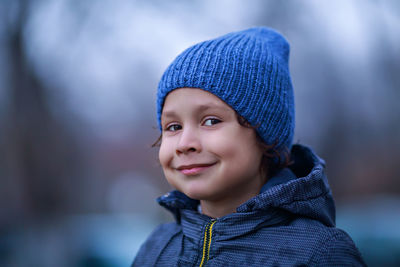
left=203, top=118, right=222, bottom=126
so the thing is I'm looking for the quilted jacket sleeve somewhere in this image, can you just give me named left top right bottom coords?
left=312, top=230, right=367, bottom=266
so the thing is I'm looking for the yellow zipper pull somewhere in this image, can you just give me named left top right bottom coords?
left=199, top=219, right=217, bottom=267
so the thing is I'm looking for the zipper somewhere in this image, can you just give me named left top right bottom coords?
left=199, top=219, right=216, bottom=267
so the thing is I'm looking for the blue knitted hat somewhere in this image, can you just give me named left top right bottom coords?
left=157, top=27, right=295, bottom=159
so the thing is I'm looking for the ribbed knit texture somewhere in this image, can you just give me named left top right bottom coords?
left=157, top=27, right=295, bottom=157
left=132, top=145, right=366, bottom=266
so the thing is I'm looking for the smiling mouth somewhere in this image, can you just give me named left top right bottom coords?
left=176, top=163, right=216, bottom=176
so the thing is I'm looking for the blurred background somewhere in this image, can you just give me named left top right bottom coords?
left=0, top=0, right=399, bottom=266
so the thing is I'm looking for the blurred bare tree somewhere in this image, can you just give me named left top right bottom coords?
left=0, top=0, right=85, bottom=225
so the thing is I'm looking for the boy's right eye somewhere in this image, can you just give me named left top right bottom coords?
left=166, top=124, right=182, bottom=132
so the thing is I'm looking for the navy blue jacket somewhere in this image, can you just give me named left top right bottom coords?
left=133, top=145, right=366, bottom=266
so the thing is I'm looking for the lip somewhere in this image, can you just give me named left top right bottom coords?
left=176, top=163, right=216, bottom=176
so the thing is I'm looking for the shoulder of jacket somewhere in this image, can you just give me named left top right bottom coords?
left=132, top=223, right=182, bottom=266
left=154, top=222, right=181, bottom=232
left=143, top=222, right=182, bottom=246
left=310, top=228, right=367, bottom=266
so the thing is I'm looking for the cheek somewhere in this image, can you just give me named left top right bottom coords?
left=216, top=131, right=262, bottom=173
left=159, top=140, right=172, bottom=169
left=227, top=146, right=261, bottom=171
left=159, top=141, right=180, bottom=188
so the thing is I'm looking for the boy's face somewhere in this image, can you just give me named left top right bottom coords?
left=159, top=88, right=264, bottom=204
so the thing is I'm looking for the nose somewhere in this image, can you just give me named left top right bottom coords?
left=176, top=126, right=201, bottom=155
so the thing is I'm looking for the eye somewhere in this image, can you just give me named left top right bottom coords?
left=203, top=118, right=222, bottom=126
left=165, top=123, right=182, bottom=132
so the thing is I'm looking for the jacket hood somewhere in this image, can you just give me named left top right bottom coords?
left=157, top=144, right=336, bottom=228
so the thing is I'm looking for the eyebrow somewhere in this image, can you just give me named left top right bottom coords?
left=162, top=103, right=231, bottom=118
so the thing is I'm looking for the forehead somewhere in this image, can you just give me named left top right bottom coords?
left=162, top=88, right=233, bottom=115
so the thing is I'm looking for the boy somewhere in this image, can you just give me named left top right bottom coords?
left=133, top=27, right=366, bottom=266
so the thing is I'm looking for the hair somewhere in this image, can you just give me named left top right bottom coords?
left=152, top=113, right=291, bottom=181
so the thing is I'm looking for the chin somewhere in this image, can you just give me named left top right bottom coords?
left=181, top=189, right=204, bottom=200
left=181, top=185, right=212, bottom=201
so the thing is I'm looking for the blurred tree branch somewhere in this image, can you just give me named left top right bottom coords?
left=0, top=0, right=84, bottom=224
